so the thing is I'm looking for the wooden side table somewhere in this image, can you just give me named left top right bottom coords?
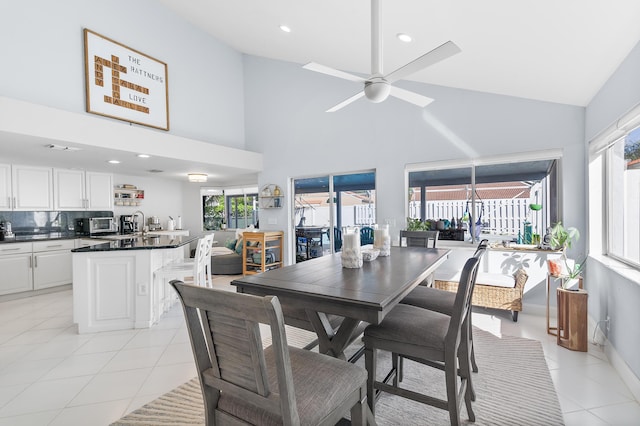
left=546, top=274, right=583, bottom=336
left=557, top=288, right=588, bottom=352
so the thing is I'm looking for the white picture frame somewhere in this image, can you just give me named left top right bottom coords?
left=84, top=28, right=169, bottom=130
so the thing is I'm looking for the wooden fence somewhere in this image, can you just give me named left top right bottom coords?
left=409, top=198, right=545, bottom=236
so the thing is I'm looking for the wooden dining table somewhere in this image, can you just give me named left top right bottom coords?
left=232, top=246, right=450, bottom=359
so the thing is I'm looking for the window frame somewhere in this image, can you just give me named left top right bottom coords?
left=405, top=150, right=562, bottom=243
left=602, top=129, right=640, bottom=269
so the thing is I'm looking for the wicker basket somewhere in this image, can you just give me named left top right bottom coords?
left=435, top=268, right=528, bottom=321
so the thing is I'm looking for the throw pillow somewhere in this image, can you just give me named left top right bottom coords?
left=224, top=239, right=237, bottom=250
left=235, top=237, right=244, bottom=255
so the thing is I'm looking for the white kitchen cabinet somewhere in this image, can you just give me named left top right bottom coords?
left=32, top=240, right=75, bottom=290
left=54, top=169, right=113, bottom=211
left=86, top=171, right=113, bottom=210
left=0, top=164, right=11, bottom=210
left=0, top=243, right=33, bottom=295
left=11, top=165, right=53, bottom=211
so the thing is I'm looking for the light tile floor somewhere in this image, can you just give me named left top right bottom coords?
left=0, top=276, right=638, bottom=425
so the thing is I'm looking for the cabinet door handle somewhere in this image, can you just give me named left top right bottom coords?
left=34, top=256, right=37, bottom=268
left=45, top=244, right=63, bottom=248
left=1, top=247, right=20, bottom=252
left=29, top=256, right=32, bottom=268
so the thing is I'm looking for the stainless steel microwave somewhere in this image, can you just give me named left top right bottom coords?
left=75, top=217, right=117, bottom=236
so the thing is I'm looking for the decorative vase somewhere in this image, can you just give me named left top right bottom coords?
left=373, top=223, right=391, bottom=257
left=341, top=226, right=362, bottom=268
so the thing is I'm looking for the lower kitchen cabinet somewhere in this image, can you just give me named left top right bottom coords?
left=33, top=240, right=74, bottom=290
left=0, top=239, right=75, bottom=296
left=0, top=243, right=33, bottom=295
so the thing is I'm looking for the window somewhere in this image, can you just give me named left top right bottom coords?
left=606, top=127, right=640, bottom=267
left=202, top=190, right=224, bottom=231
left=201, top=187, right=258, bottom=230
left=407, top=155, right=559, bottom=243
left=226, top=192, right=258, bottom=229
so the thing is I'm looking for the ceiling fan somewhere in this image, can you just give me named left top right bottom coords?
left=303, top=0, right=461, bottom=112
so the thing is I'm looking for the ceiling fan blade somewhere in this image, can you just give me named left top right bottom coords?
left=389, top=86, right=434, bottom=108
left=386, top=41, right=461, bottom=83
left=303, top=62, right=365, bottom=82
left=326, top=91, right=366, bottom=112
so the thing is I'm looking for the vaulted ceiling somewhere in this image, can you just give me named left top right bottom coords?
left=159, top=0, right=640, bottom=106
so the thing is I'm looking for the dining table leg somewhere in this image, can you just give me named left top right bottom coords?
left=305, top=310, right=361, bottom=360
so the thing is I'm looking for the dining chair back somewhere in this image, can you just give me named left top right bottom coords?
left=400, top=230, right=439, bottom=248
left=364, top=256, right=481, bottom=425
left=360, top=226, right=375, bottom=245
left=169, top=280, right=375, bottom=425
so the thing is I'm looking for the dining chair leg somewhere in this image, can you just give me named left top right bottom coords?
left=469, top=320, right=478, bottom=373
left=459, top=322, right=476, bottom=402
left=365, top=347, right=377, bottom=416
left=350, top=399, right=365, bottom=425
left=392, top=353, right=400, bottom=386
left=445, top=351, right=461, bottom=426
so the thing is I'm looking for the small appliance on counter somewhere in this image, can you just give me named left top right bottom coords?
left=119, top=215, right=136, bottom=234
left=148, top=216, right=162, bottom=231
left=75, top=217, right=117, bottom=236
left=0, top=221, right=8, bottom=241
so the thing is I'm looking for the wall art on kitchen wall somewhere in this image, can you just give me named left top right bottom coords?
left=84, top=28, right=169, bottom=130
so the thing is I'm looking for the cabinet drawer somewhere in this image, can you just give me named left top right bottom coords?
left=0, top=242, right=32, bottom=255
left=33, top=239, right=75, bottom=252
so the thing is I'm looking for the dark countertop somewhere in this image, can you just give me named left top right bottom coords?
left=0, top=232, right=77, bottom=243
left=71, top=235, right=198, bottom=252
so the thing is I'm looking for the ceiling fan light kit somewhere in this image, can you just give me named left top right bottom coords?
left=303, top=0, right=460, bottom=112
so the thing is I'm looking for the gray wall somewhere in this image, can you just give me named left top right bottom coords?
left=585, top=41, right=640, bottom=379
left=243, top=54, right=586, bottom=304
left=0, top=0, right=246, bottom=149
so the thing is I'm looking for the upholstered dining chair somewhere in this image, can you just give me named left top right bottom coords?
left=363, top=256, right=481, bottom=426
left=169, top=280, right=376, bottom=426
left=401, top=239, right=488, bottom=378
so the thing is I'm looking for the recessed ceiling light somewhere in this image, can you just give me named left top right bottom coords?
left=397, top=33, right=412, bottom=43
left=137, top=154, right=150, bottom=158
left=279, top=25, right=291, bottom=33
left=107, top=160, right=120, bottom=164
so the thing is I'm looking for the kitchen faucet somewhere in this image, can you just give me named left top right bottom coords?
left=132, top=210, right=145, bottom=235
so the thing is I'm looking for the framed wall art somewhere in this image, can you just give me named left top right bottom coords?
left=84, top=28, right=169, bottom=130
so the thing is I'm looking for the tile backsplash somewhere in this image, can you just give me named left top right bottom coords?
left=0, top=211, right=113, bottom=234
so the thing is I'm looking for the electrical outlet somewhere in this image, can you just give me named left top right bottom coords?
left=606, top=315, right=611, bottom=332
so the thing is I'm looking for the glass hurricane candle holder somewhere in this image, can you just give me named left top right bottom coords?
left=373, top=223, right=391, bottom=257
left=341, top=226, right=362, bottom=268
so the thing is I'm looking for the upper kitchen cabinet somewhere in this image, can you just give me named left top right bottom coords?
left=53, top=169, right=113, bottom=211
left=0, top=164, right=11, bottom=210
left=10, top=165, right=53, bottom=211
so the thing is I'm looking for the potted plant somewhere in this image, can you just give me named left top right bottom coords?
left=547, top=222, right=583, bottom=288
left=549, top=221, right=579, bottom=251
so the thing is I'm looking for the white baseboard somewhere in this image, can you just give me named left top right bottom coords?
left=588, top=315, right=640, bottom=402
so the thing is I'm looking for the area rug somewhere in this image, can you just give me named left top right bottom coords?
left=112, top=328, right=564, bottom=425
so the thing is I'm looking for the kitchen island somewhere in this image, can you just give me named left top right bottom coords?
left=72, top=234, right=197, bottom=333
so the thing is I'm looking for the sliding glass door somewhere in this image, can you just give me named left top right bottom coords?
left=293, top=171, right=375, bottom=263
